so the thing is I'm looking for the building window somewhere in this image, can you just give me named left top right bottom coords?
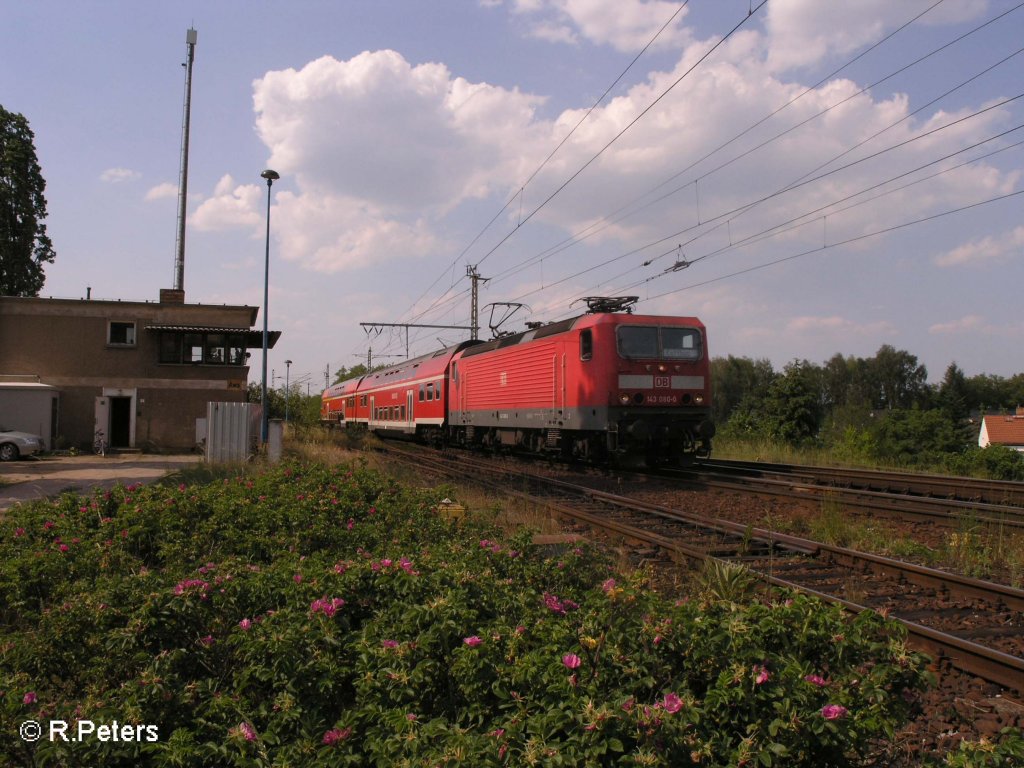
left=159, top=333, right=183, bottom=363
left=157, top=331, right=250, bottom=366
left=184, top=333, right=204, bottom=363
left=108, top=321, right=136, bottom=346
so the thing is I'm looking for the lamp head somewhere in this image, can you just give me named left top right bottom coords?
left=261, top=169, right=280, bottom=182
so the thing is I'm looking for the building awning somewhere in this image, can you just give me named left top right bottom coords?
left=145, top=325, right=281, bottom=349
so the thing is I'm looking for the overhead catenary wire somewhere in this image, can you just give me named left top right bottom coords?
left=391, top=0, right=774, bottom=353
left=486, top=67, right=1024, bottom=317
left=375, top=4, right=1022, bottom=362
left=439, top=88, right=1024, bottom=325
left=470, top=0, right=770, bottom=271
left=485, top=1, right=1024, bottom=288
left=485, top=0, right=964, bottom=286
left=395, top=1, right=692, bottom=330
left=404, top=0, right=1022, bottom=342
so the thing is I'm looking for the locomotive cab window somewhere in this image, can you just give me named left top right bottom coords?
left=617, top=326, right=702, bottom=360
left=661, top=327, right=701, bottom=360
left=617, top=326, right=659, bottom=359
left=580, top=329, right=593, bottom=361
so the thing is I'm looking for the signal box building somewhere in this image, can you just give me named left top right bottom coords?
left=0, top=290, right=279, bottom=452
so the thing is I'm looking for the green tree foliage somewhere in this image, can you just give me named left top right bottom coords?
left=761, top=360, right=824, bottom=446
left=966, top=372, right=1024, bottom=412
left=937, top=362, right=971, bottom=422
left=246, top=382, right=322, bottom=427
left=869, top=345, right=929, bottom=410
left=0, top=105, right=55, bottom=296
left=710, top=355, right=776, bottom=425
left=870, top=408, right=966, bottom=464
left=711, top=348, right=1023, bottom=478
left=332, top=363, right=371, bottom=385
left=821, top=353, right=875, bottom=409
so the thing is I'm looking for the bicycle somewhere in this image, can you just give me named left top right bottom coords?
left=93, top=430, right=108, bottom=457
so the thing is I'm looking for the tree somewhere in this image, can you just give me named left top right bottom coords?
left=761, top=360, right=824, bottom=446
left=0, top=105, right=55, bottom=296
left=710, top=355, right=776, bottom=426
left=871, top=408, right=968, bottom=464
left=936, top=362, right=971, bottom=422
left=332, top=363, right=370, bottom=385
left=868, top=345, right=928, bottom=410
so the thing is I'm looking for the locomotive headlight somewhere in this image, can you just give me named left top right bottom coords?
left=657, top=364, right=667, bottom=372
left=619, top=394, right=631, bottom=405
left=694, top=394, right=705, bottom=404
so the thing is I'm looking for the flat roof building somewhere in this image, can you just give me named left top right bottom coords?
left=0, top=290, right=280, bottom=452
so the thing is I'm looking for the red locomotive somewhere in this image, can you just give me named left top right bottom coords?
left=322, top=298, right=714, bottom=465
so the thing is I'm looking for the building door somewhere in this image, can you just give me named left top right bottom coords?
left=94, top=397, right=110, bottom=446
left=110, top=396, right=132, bottom=448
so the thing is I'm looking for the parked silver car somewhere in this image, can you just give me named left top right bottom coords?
left=0, top=427, right=45, bottom=461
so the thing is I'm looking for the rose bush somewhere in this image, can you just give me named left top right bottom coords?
left=0, top=461, right=1019, bottom=766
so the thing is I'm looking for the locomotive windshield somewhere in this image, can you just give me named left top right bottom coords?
left=617, top=326, right=702, bottom=360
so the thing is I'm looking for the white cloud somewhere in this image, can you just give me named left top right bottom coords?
left=244, top=51, right=551, bottom=272
left=145, top=182, right=178, bottom=201
left=764, top=0, right=989, bottom=72
left=273, top=191, right=445, bottom=272
left=507, top=0, right=693, bottom=52
left=934, top=225, right=1024, bottom=267
left=100, top=167, right=140, bottom=183
left=224, top=3, right=1015, bottom=284
left=929, top=315, right=986, bottom=334
left=191, top=175, right=263, bottom=231
left=786, top=316, right=895, bottom=336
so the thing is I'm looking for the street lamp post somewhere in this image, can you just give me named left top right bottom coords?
left=284, top=359, right=292, bottom=424
left=260, top=169, right=280, bottom=446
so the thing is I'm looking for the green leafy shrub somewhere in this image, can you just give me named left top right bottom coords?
left=0, top=461, right=1009, bottom=766
left=933, top=728, right=1024, bottom=767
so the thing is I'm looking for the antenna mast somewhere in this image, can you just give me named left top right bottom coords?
left=173, top=27, right=198, bottom=292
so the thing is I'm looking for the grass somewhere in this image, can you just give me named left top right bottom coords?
left=945, top=512, right=1024, bottom=587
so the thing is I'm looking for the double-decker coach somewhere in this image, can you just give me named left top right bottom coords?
left=324, top=341, right=480, bottom=441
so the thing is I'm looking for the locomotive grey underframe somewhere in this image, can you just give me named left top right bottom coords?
left=449, top=405, right=711, bottom=452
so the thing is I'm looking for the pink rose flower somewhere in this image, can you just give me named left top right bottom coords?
left=804, top=674, right=829, bottom=687
left=754, top=665, right=770, bottom=685
left=322, top=727, right=352, bottom=745
left=239, top=618, right=252, bottom=631
left=463, top=635, right=483, bottom=647
left=562, top=653, right=581, bottom=669
left=662, top=692, right=683, bottom=713
left=23, top=691, right=37, bottom=705
left=821, top=704, right=848, bottom=720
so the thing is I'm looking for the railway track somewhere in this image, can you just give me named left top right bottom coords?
left=671, top=460, right=1024, bottom=531
left=387, top=445, right=1024, bottom=696
left=703, top=458, right=1024, bottom=506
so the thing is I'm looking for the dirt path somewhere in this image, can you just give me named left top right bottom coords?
left=0, top=453, right=202, bottom=512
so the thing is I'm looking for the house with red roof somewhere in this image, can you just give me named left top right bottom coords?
left=978, top=407, right=1024, bottom=452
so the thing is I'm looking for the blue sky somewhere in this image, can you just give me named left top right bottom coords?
left=4, top=0, right=1022, bottom=393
